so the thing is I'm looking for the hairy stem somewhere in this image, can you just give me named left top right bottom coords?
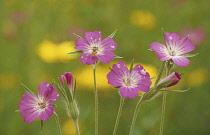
left=159, top=62, right=171, bottom=135
left=93, top=63, right=98, bottom=135
left=113, top=96, right=125, bottom=135
left=129, top=96, right=144, bottom=135
left=54, top=112, right=62, bottom=135
left=73, top=120, right=81, bottom=135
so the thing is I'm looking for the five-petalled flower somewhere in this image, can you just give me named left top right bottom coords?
left=150, top=32, right=195, bottom=67
left=75, top=31, right=118, bottom=65
left=18, top=82, right=59, bottom=123
left=107, top=61, right=152, bottom=99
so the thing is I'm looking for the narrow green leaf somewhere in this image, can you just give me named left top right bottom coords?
left=15, top=110, right=20, bottom=112
left=67, top=51, right=83, bottom=55
left=161, top=28, right=165, bottom=35
left=53, top=80, right=68, bottom=102
left=150, top=77, right=156, bottom=80
left=130, top=59, right=134, bottom=72
left=73, top=79, right=76, bottom=100
left=148, top=49, right=152, bottom=51
left=40, top=120, right=44, bottom=134
left=113, top=86, right=121, bottom=89
left=52, top=104, right=57, bottom=107
left=73, top=33, right=82, bottom=39
left=108, top=29, right=117, bottom=38
left=114, top=55, right=123, bottom=59
left=181, top=53, right=199, bottom=57
left=159, top=88, right=190, bottom=92
left=21, top=83, right=36, bottom=96
left=156, top=80, right=172, bottom=90
left=63, top=79, right=73, bottom=103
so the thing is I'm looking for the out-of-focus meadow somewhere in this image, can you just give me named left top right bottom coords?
left=0, top=0, right=209, bottom=134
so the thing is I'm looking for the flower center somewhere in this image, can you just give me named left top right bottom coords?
left=38, top=102, right=46, bottom=109
left=167, top=46, right=176, bottom=56
left=91, top=47, right=98, bottom=56
left=123, top=78, right=132, bottom=87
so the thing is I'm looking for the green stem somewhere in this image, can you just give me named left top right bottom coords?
left=154, top=61, right=166, bottom=86
left=129, top=96, right=144, bottom=135
left=159, top=91, right=167, bottom=135
left=93, top=63, right=98, bottom=135
left=54, top=112, right=62, bottom=135
left=113, top=96, right=125, bottom=135
left=159, top=62, right=171, bottom=135
left=73, top=120, right=81, bottom=135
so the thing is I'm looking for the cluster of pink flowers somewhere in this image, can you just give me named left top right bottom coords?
left=18, top=30, right=196, bottom=135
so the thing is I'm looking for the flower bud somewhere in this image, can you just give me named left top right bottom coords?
left=58, top=72, right=74, bottom=95
left=159, top=72, right=181, bottom=87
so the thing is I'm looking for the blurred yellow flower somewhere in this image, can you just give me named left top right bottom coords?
left=75, top=64, right=111, bottom=90
left=62, top=119, right=77, bottom=135
left=0, top=72, right=19, bottom=89
left=187, top=68, right=209, bottom=87
left=37, top=40, right=78, bottom=63
left=130, top=10, right=157, bottom=30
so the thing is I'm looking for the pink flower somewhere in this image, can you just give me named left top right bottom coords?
left=18, top=82, right=59, bottom=123
left=107, top=61, right=152, bottom=99
left=58, top=72, right=74, bottom=95
left=159, top=72, right=181, bottom=87
left=75, top=31, right=118, bottom=65
left=150, top=32, right=195, bottom=67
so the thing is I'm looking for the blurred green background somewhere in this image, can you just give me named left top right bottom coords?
left=0, top=0, right=209, bottom=135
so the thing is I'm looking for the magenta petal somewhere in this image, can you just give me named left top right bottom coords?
left=101, top=37, right=118, bottom=50
left=177, top=38, right=195, bottom=54
left=40, top=105, right=54, bottom=121
left=18, top=93, right=37, bottom=110
left=150, top=42, right=166, bottom=52
left=85, top=31, right=102, bottom=43
left=136, top=85, right=150, bottom=92
left=75, top=39, right=89, bottom=50
left=38, top=82, right=49, bottom=98
left=120, top=87, right=138, bottom=99
left=80, top=53, right=97, bottom=65
left=107, top=71, right=123, bottom=86
left=112, top=61, right=129, bottom=76
left=150, top=42, right=171, bottom=61
left=172, top=56, right=190, bottom=67
left=44, top=86, right=59, bottom=104
left=164, top=32, right=181, bottom=46
left=97, top=51, right=114, bottom=64
left=23, top=110, right=40, bottom=123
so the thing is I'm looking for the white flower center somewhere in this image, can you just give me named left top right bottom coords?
left=38, top=102, right=47, bottom=109
left=86, top=39, right=105, bottom=56
left=121, top=73, right=138, bottom=88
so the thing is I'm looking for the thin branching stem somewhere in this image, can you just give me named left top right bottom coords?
left=113, top=96, right=125, bottom=135
left=93, top=63, right=98, bottom=135
left=73, top=119, right=81, bottom=135
left=129, top=96, right=144, bottom=135
left=54, top=112, right=62, bottom=135
left=159, top=62, right=171, bottom=135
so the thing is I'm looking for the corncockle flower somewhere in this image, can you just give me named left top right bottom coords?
left=75, top=30, right=118, bottom=65
left=158, top=72, right=181, bottom=88
left=107, top=61, right=152, bottom=99
left=150, top=32, right=195, bottom=67
left=59, top=72, right=74, bottom=95
left=18, top=82, right=59, bottom=123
